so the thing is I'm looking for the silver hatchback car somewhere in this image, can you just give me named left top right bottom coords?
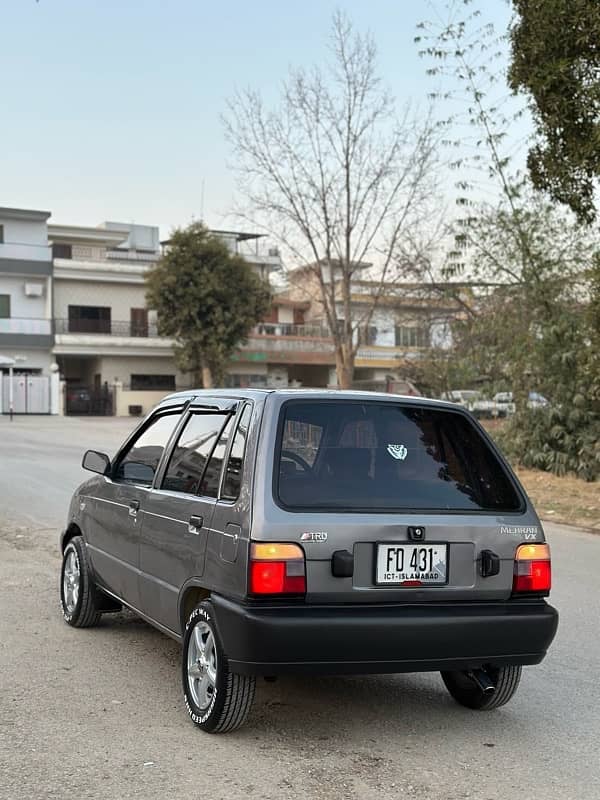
left=60, top=390, right=558, bottom=733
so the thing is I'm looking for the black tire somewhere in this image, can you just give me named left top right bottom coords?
left=441, top=665, right=522, bottom=710
left=60, top=536, right=102, bottom=628
left=182, top=601, right=255, bottom=733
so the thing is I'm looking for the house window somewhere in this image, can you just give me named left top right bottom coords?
left=0, top=295, right=10, bottom=318
left=0, top=225, right=4, bottom=244
left=394, top=326, right=429, bottom=348
left=130, top=374, right=176, bottom=391
left=52, top=243, right=72, bottom=259
left=130, top=308, right=148, bottom=337
left=68, top=305, right=111, bottom=334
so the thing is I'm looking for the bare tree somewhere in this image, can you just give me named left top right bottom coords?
left=223, top=11, right=439, bottom=388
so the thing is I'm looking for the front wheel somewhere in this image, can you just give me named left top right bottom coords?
left=441, top=665, right=522, bottom=710
left=182, top=601, right=255, bottom=733
left=60, top=536, right=102, bottom=628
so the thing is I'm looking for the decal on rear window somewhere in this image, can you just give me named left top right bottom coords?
left=387, top=443, right=407, bottom=461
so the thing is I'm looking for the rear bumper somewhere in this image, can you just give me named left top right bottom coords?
left=211, top=595, right=559, bottom=676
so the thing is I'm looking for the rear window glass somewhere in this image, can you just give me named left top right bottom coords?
left=277, top=401, right=522, bottom=512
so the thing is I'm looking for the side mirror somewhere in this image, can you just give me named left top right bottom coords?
left=82, top=450, right=111, bottom=475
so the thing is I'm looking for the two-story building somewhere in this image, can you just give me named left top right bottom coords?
left=51, top=223, right=285, bottom=414
left=279, top=261, right=459, bottom=390
left=0, top=206, right=56, bottom=413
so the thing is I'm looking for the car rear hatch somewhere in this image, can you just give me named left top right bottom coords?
left=265, top=398, right=538, bottom=604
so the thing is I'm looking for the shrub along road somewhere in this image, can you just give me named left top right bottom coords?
left=1, top=417, right=599, bottom=800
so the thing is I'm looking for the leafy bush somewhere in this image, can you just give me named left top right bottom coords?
left=497, top=407, right=600, bottom=482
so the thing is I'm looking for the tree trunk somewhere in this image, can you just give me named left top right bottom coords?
left=335, top=346, right=354, bottom=389
left=201, top=364, right=214, bottom=389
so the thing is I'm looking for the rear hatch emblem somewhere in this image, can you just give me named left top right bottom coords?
left=301, top=531, right=328, bottom=542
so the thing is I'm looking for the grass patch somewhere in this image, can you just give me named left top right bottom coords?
left=481, top=418, right=599, bottom=530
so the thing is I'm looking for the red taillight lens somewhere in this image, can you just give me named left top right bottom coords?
left=249, top=542, right=306, bottom=596
left=513, top=543, right=551, bottom=593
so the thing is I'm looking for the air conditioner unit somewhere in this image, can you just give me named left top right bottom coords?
left=268, top=247, right=280, bottom=257
left=24, top=283, right=44, bottom=297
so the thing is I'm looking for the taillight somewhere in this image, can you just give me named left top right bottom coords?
left=249, top=542, right=306, bottom=596
left=513, top=543, right=551, bottom=594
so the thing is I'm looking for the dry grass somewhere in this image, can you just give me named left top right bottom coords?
left=479, top=419, right=599, bottom=530
left=514, top=468, right=600, bottom=531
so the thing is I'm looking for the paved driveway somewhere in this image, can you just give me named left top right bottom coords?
left=0, top=416, right=598, bottom=800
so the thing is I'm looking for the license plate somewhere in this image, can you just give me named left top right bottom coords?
left=376, top=544, right=447, bottom=585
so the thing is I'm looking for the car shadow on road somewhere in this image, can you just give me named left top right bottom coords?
left=94, top=608, right=536, bottom=746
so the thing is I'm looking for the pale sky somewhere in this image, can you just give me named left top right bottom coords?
left=1, top=0, right=517, bottom=238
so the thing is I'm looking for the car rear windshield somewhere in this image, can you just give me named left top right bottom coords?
left=276, top=401, right=523, bottom=512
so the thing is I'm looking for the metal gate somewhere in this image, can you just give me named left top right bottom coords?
left=1, top=375, right=51, bottom=414
left=65, top=384, right=114, bottom=416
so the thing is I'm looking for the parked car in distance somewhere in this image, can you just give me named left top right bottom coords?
left=493, top=391, right=550, bottom=413
left=60, top=389, right=558, bottom=733
left=442, top=389, right=504, bottom=419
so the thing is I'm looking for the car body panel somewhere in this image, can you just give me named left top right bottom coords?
left=82, top=476, right=147, bottom=609
left=139, top=488, right=216, bottom=633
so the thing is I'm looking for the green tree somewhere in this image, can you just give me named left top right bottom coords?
left=418, top=3, right=600, bottom=479
left=146, top=223, right=271, bottom=388
left=509, top=0, right=600, bottom=225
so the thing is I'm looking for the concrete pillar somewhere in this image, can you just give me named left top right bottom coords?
left=50, top=370, right=60, bottom=415
left=113, top=380, right=123, bottom=416
left=58, top=379, right=66, bottom=416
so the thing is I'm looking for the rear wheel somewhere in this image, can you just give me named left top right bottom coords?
left=182, top=601, right=255, bottom=733
left=441, top=665, right=522, bottom=710
left=60, top=536, right=102, bottom=628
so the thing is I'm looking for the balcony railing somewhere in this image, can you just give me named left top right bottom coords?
left=0, top=242, right=52, bottom=262
left=242, top=336, right=334, bottom=354
left=105, top=249, right=160, bottom=263
left=55, top=319, right=159, bottom=337
left=252, top=322, right=330, bottom=338
left=0, top=317, right=52, bottom=335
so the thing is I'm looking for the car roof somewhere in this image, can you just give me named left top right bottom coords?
left=159, top=387, right=461, bottom=412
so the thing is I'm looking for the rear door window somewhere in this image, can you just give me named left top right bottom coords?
left=276, top=401, right=523, bottom=512
left=161, top=412, right=229, bottom=495
left=200, top=415, right=236, bottom=497
left=221, top=404, right=253, bottom=501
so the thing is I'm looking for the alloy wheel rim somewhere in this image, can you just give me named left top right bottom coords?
left=63, top=548, right=80, bottom=613
left=187, top=621, right=218, bottom=711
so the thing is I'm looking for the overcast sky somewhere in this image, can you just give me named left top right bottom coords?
left=2, top=0, right=516, bottom=237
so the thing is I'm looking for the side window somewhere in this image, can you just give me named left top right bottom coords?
left=162, top=412, right=228, bottom=495
left=199, top=415, right=236, bottom=498
left=114, top=412, right=181, bottom=486
left=222, top=404, right=253, bottom=501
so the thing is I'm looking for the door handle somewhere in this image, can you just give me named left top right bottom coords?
left=188, top=515, right=203, bottom=535
left=128, top=500, right=140, bottom=518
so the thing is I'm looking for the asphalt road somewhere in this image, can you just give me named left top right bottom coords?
left=1, top=416, right=599, bottom=800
